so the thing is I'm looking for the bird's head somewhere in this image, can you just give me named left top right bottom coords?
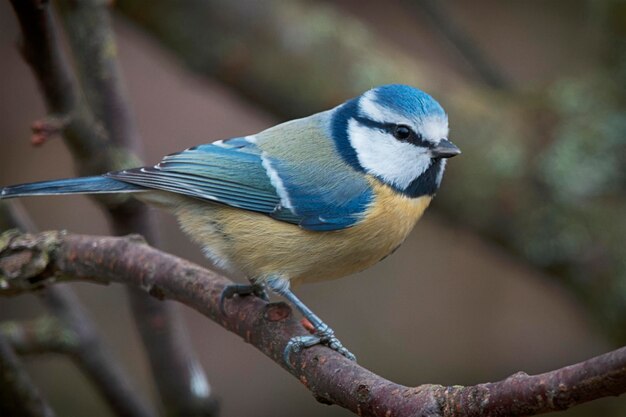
left=331, top=84, right=460, bottom=198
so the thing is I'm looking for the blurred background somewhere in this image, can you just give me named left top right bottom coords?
left=1, top=0, right=625, bottom=416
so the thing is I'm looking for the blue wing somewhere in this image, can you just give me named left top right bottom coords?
left=107, top=136, right=373, bottom=231
left=260, top=152, right=373, bottom=231
left=107, top=140, right=281, bottom=213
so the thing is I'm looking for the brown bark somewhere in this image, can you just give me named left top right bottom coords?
left=2, top=230, right=625, bottom=417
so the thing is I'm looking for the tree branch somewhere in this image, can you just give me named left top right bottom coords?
left=1, top=230, right=624, bottom=417
left=44, top=286, right=162, bottom=417
left=50, top=1, right=215, bottom=413
left=53, top=0, right=142, bottom=154
left=0, top=316, right=77, bottom=355
left=0, top=296, right=210, bottom=417
left=0, top=333, right=56, bottom=417
left=9, top=0, right=110, bottom=167
left=1, top=204, right=156, bottom=417
left=10, top=1, right=216, bottom=414
left=0, top=202, right=38, bottom=233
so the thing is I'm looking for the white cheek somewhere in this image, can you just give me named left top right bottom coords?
left=348, top=119, right=432, bottom=190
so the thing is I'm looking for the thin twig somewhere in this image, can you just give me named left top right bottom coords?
left=1, top=230, right=625, bottom=417
left=9, top=0, right=113, bottom=172
left=0, top=333, right=56, bottom=417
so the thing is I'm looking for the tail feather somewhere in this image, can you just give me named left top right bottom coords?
left=0, top=176, right=145, bottom=199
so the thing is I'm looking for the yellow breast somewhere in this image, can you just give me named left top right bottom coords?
left=174, top=179, right=432, bottom=286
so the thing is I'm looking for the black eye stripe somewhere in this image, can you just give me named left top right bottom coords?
left=353, top=115, right=390, bottom=131
left=353, top=116, right=431, bottom=147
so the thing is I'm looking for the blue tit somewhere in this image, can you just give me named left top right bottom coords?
left=1, top=84, right=460, bottom=362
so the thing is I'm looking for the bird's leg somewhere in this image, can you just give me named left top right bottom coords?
left=266, top=277, right=356, bottom=364
left=219, top=282, right=269, bottom=315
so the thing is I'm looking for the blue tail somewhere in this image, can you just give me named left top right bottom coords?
left=0, top=176, right=145, bottom=199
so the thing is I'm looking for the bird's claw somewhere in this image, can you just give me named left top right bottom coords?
left=283, top=335, right=321, bottom=364
left=283, top=326, right=356, bottom=366
left=325, top=337, right=356, bottom=361
left=219, top=283, right=269, bottom=315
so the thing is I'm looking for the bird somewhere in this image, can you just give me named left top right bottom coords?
left=1, top=84, right=460, bottom=363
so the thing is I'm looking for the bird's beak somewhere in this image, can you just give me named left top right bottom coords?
left=431, top=139, right=461, bottom=158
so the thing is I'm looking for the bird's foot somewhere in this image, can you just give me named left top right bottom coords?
left=219, top=283, right=268, bottom=315
left=283, top=324, right=356, bottom=365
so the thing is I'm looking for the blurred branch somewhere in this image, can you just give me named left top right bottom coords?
left=9, top=0, right=111, bottom=170
left=122, top=291, right=218, bottom=417
left=1, top=230, right=626, bottom=417
left=0, top=316, right=77, bottom=355
left=10, top=0, right=217, bottom=414
left=0, top=334, right=56, bottom=417
left=115, top=0, right=469, bottom=118
left=51, top=0, right=216, bottom=413
left=0, top=201, right=38, bottom=233
left=116, top=0, right=626, bottom=343
left=410, top=0, right=510, bottom=89
left=1, top=202, right=156, bottom=417
left=53, top=0, right=142, bottom=153
left=45, top=286, right=161, bottom=417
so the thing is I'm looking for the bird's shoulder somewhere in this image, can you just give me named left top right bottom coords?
left=252, top=112, right=376, bottom=230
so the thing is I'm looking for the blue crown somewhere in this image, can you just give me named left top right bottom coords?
left=370, top=84, right=446, bottom=120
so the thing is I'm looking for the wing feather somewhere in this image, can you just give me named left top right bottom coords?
left=107, top=131, right=374, bottom=231
left=108, top=144, right=281, bottom=213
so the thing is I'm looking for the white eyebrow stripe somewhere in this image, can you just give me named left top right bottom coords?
left=420, top=117, right=449, bottom=143
left=359, top=91, right=415, bottom=127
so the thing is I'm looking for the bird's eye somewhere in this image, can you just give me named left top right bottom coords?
left=392, top=125, right=412, bottom=140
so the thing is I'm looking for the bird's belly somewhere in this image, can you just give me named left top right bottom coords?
left=174, top=186, right=432, bottom=286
